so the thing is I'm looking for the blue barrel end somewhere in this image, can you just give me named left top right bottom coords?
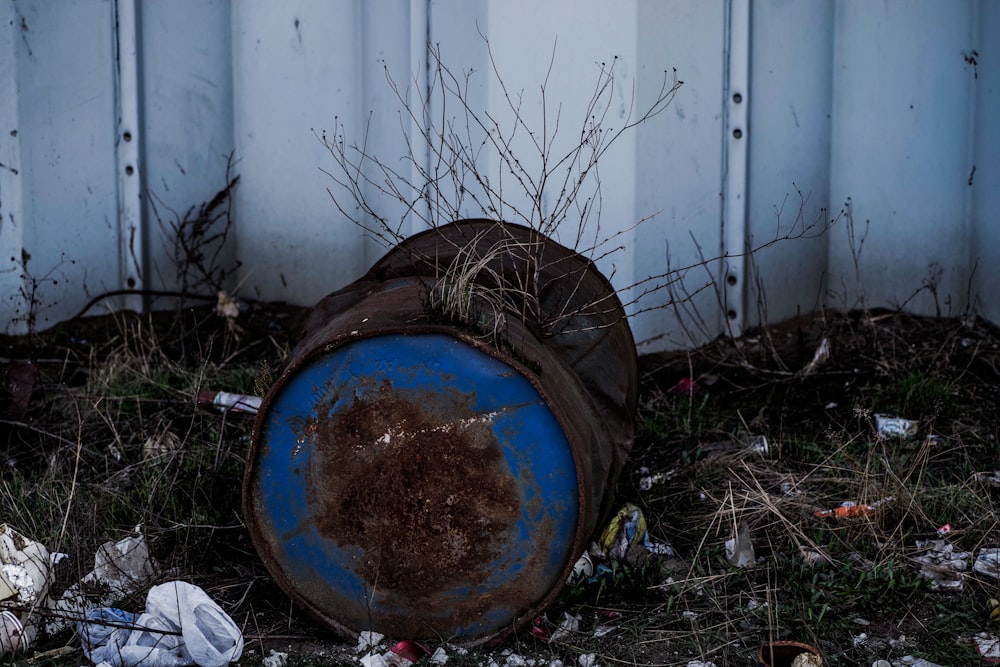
left=250, top=333, right=579, bottom=640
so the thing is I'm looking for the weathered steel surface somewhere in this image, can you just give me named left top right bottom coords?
left=244, top=219, right=637, bottom=644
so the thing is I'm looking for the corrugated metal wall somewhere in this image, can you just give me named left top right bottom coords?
left=1, top=0, right=995, bottom=351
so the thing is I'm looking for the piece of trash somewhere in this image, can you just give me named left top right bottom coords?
left=568, top=552, right=594, bottom=584
left=197, top=391, right=261, bottom=415
left=215, top=291, right=243, bottom=320
left=49, top=530, right=158, bottom=637
left=76, top=581, right=243, bottom=667
left=549, top=612, right=580, bottom=642
left=686, top=662, right=716, bottom=667
left=389, top=640, right=431, bottom=663
left=799, top=546, right=828, bottom=567
left=974, top=548, right=1000, bottom=578
left=725, top=522, right=755, bottom=568
left=975, top=632, right=1000, bottom=662
left=357, top=631, right=386, bottom=653
left=593, top=624, right=615, bottom=638
left=530, top=615, right=550, bottom=639
left=262, top=649, right=288, bottom=667
left=874, top=414, right=918, bottom=438
left=871, top=661, right=892, bottom=667
left=977, top=471, right=1000, bottom=488
left=936, top=523, right=952, bottom=536
left=143, top=430, right=182, bottom=460
left=791, top=653, right=823, bottom=667
left=800, top=337, right=830, bottom=375
left=591, top=503, right=673, bottom=565
left=429, top=647, right=448, bottom=664
left=757, top=641, right=823, bottom=667
left=0, top=524, right=51, bottom=654
left=0, top=610, right=24, bottom=655
left=360, top=652, right=391, bottom=667
left=0, top=524, right=50, bottom=605
left=578, top=654, right=597, bottom=667
left=989, top=598, right=1000, bottom=623
left=814, top=497, right=893, bottom=519
left=638, top=470, right=674, bottom=491
left=746, top=434, right=769, bottom=455
left=897, top=658, right=945, bottom=667
left=358, top=639, right=430, bottom=667
left=910, top=539, right=970, bottom=591
left=672, top=377, right=700, bottom=395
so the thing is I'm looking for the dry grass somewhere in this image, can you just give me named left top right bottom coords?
left=1, top=306, right=999, bottom=667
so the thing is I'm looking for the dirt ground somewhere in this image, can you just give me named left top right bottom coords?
left=2, top=302, right=1000, bottom=666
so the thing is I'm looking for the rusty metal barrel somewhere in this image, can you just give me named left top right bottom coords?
left=243, top=219, right=637, bottom=644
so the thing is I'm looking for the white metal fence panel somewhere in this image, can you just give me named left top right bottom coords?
left=1, top=0, right=996, bottom=353
left=828, top=0, right=980, bottom=318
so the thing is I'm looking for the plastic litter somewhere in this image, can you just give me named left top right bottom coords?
left=800, top=337, right=830, bottom=375
left=49, top=531, right=158, bottom=637
left=595, top=503, right=673, bottom=561
left=76, top=581, right=243, bottom=667
left=358, top=639, right=431, bottom=667
left=548, top=612, right=580, bottom=642
left=974, top=548, right=1000, bottom=578
left=910, top=539, right=969, bottom=591
left=0, top=524, right=50, bottom=605
left=975, top=632, right=1000, bottom=662
left=874, top=414, right=918, bottom=438
left=357, top=631, right=385, bottom=653
left=725, top=522, right=755, bottom=568
left=638, top=470, right=674, bottom=491
left=814, top=497, right=893, bottom=519
left=896, top=658, right=945, bottom=667
left=568, top=504, right=674, bottom=585
left=746, top=435, right=770, bottom=455
left=790, top=654, right=822, bottom=667
left=196, top=391, right=261, bottom=415
left=756, top=640, right=823, bottom=667
left=0, top=609, right=24, bottom=654
left=0, top=524, right=52, bottom=654
left=977, top=470, right=1000, bottom=488
left=262, top=649, right=288, bottom=667
left=673, top=377, right=699, bottom=395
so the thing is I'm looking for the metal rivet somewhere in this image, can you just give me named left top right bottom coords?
left=733, top=128, right=743, bottom=139
left=726, top=274, right=738, bottom=286
left=727, top=309, right=738, bottom=320
left=733, top=93, right=742, bottom=104
left=125, top=165, right=135, bottom=176
left=123, top=132, right=132, bottom=142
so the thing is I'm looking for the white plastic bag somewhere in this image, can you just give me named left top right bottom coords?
left=77, top=581, right=243, bottom=667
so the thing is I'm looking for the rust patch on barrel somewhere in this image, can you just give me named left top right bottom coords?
left=306, top=380, right=520, bottom=596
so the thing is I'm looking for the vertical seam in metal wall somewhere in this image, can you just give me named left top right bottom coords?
left=721, top=0, right=750, bottom=337
left=420, top=0, right=433, bottom=233
left=113, top=0, right=144, bottom=312
left=0, top=1, right=25, bottom=334
left=964, top=0, right=981, bottom=311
